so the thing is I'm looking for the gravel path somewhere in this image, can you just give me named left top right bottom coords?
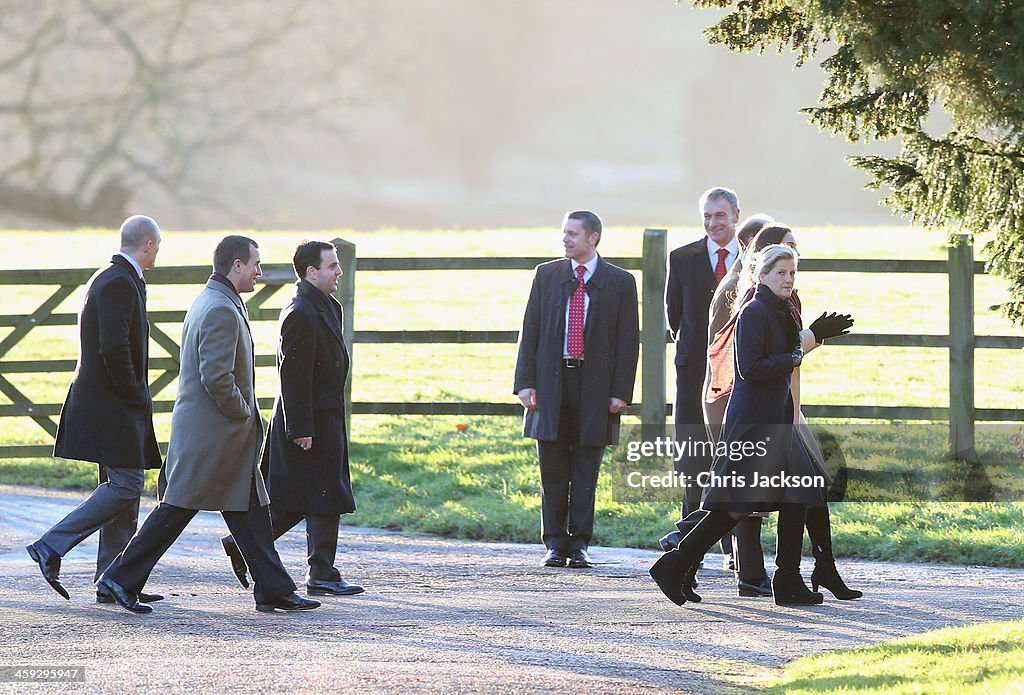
left=1, top=484, right=1021, bottom=694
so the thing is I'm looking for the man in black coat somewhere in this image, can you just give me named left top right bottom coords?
left=27, top=215, right=164, bottom=604
left=663, top=187, right=772, bottom=597
left=222, top=240, right=363, bottom=597
left=514, top=211, right=639, bottom=568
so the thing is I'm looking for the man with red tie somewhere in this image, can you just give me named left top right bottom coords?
left=662, top=192, right=777, bottom=598
left=662, top=189, right=754, bottom=569
left=514, top=211, right=640, bottom=569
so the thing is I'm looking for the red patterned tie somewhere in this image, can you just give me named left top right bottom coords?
left=714, top=247, right=729, bottom=285
left=567, top=265, right=586, bottom=359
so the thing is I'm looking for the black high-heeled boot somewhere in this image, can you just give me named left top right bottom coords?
left=772, top=503, right=823, bottom=606
left=649, top=510, right=739, bottom=606
left=805, top=504, right=862, bottom=600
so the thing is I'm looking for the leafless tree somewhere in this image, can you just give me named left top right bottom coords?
left=0, top=0, right=379, bottom=227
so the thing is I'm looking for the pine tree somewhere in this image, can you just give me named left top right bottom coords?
left=693, top=0, right=1024, bottom=323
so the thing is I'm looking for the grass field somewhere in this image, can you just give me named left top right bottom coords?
left=764, top=620, right=1024, bottom=693
left=0, top=226, right=1021, bottom=565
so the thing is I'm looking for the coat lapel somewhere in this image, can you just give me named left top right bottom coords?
left=206, top=279, right=255, bottom=375
left=692, top=237, right=716, bottom=290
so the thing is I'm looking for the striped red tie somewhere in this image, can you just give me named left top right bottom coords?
left=567, top=265, right=586, bottom=359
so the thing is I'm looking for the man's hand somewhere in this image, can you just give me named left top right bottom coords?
left=518, top=388, right=537, bottom=411
left=293, top=437, right=313, bottom=451
left=608, top=397, right=628, bottom=414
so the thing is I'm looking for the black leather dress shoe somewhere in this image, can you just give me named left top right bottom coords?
left=542, top=549, right=567, bottom=567
left=97, top=589, right=164, bottom=604
left=26, top=540, right=69, bottom=600
left=306, top=579, right=365, bottom=596
left=658, top=531, right=682, bottom=552
left=738, top=577, right=773, bottom=597
left=568, top=548, right=593, bottom=568
left=256, top=592, right=321, bottom=612
left=221, top=537, right=249, bottom=589
left=95, top=576, right=152, bottom=614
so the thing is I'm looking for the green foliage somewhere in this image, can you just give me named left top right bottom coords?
left=693, top=0, right=1024, bottom=323
left=767, top=620, right=1024, bottom=694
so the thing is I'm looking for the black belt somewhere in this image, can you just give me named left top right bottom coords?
left=562, top=358, right=583, bottom=368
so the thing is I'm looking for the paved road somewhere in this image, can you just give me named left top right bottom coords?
left=1, top=484, right=1022, bottom=694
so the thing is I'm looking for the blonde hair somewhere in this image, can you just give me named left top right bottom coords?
left=732, top=244, right=798, bottom=314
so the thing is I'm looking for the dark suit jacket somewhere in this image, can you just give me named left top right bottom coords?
left=666, top=237, right=718, bottom=368
left=54, top=255, right=161, bottom=469
left=263, top=280, right=355, bottom=515
left=513, top=256, right=639, bottom=447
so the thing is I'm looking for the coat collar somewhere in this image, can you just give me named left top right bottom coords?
left=297, top=279, right=345, bottom=346
left=560, top=255, right=607, bottom=289
left=205, top=277, right=247, bottom=313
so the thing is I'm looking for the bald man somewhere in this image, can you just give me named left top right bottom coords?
left=27, top=216, right=164, bottom=604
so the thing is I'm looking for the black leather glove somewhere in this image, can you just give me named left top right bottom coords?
left=808, top=311, right=854, bottom=342
left=790, top=344, right=803, bottom=369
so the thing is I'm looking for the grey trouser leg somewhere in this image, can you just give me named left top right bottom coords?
left=41, top=465, right=145, bottom=579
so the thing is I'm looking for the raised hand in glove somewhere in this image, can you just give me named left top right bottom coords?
left=808, top=311, right=854, bottom=342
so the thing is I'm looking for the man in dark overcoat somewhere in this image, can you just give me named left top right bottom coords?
left=27, top=216, right=163, bottom=604
left=514, top=211, right=639, bottom=569
left=222, top=240, right=363, bottom=597
left=96, top=236, right=319, bottom=614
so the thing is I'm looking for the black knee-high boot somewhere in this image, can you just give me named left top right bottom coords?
left=649, top=510, right=740, bottom=606
left=805, top=504, right=862, bottom=600
left=772, top=503, right=823, bottom=606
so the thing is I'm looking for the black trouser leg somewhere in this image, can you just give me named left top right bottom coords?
left=222, top=485, right=296, bottom=604
left=538, top=439, right=571, bottom=552
left=101, top=502, right=196, bottom=594
left=732, top=516, right=766, bottom=583
left=264, top=508, right=342, bottom=582
left=305, top=514, right=341, bottom=582
left=673, top=362, right=709, bottom=518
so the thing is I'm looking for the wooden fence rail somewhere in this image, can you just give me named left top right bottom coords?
left=0, top=232, right=1021, bottom=460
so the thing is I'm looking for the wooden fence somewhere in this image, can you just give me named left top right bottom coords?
left=0, top=232, right=1020, bottom=460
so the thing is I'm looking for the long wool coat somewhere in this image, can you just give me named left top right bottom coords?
left=702, top=284, right=823, bottom=511
left=262, top=280, right=355, bottom=516
left=54, top=255, right=161, bottom=470
left=161, top=280, right=268, bottom=512
left=513, top=256, right=639, bottom=447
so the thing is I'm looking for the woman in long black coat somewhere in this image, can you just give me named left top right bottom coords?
left=650, top=244, right=824, bottom=606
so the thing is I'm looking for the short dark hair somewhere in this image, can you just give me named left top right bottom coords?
left=566, top=210, right=602, bottom=241
left=213, top=235, right=258, bottom=276
left=293, top=240, right=336, bottom=279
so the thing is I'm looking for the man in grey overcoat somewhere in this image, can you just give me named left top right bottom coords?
left=514, top=211, right=639, bottom=569
left=96, top=236, right=319, bottom=614
left=222, top=240, right=363, bottom=597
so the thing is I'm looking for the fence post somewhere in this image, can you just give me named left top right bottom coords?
left=641, top=229, right=667, bottom=438
left=333, top=237, right=356, bottom=435
left=947, top=234, right=975, bottom=460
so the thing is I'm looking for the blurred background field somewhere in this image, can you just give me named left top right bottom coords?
left=0, top=226, right=1021, bottom=565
